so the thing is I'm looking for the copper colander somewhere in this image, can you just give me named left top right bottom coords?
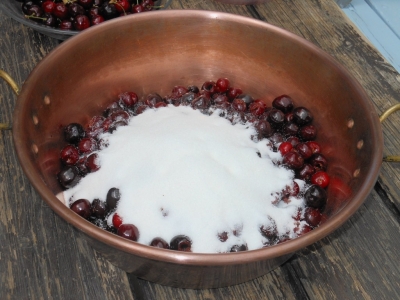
left=1, top=11, right=385, bottom=288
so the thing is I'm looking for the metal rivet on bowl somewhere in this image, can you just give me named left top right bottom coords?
left=353, top=168, right=360, bottom=177
left=31, top=144, right=38, bottom=154
left=32, top=115, right=39, bottom=125
left=347, top=118, right=354, bottom=129
left=44, top=95, right=51, bottom=105
left=357, top=140, right=364, bottom=149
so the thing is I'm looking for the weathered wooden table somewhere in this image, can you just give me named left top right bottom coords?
left=1, top=0, right=400, bottom=299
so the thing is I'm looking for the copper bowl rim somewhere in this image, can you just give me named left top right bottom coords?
left=12, top=10, right=383, bottom=266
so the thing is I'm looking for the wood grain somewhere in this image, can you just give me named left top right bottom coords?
left=0, top=12, right=134, bottom=300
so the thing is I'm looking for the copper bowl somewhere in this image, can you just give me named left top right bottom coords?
left=10, top=10, right=382, bottom=288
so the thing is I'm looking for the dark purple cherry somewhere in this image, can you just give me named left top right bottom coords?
left=42, top=12, right=56, bottom=26
left=268, top=109, right=285, bottom=127
left=231, top=98, right=247, bottom=112
left=299, top=124, right=317, bottom=141
left=117, top=224, right=140, bottom=241
left=91, top=199, right=108, bottom=219
left=70, top=199, right=91, bottom=219
left=297, top=163, right=315, bottom=181
left=293, top=107, right=313, bottom=125
left=102, top=2, right=119, bottom=19
left=170, top=235, right=192, bottom=252
left=272, top=95, right=294, bottom=113
left=286, top=136, right=300, bottom=147
left=191, top=95, right=211, bottom=110
left=304, top=185, right=327, bottom=208
left=180, top=92, right=196, bottom=105
left=187, top=85, right=199, bottom=94
left=304, top=207, right=322, bottom=227
left=268, top=132, right=285, bottom=149
left=69, top=3, right=85, bottom=17
left=57, top=166, right=81, bottom=189
left=22, top=1, right=35, bottom=14
left=283, top=122, right=299, bottom=136
left=309, top=153, right=328, bottom=171
left=27, top=5, right=43, bottom=17
left=64, top=123, right=85, bottom=144
left=237, top=94, right=254, bottom=107
left=230, top=244, right=248, bottom=252
left=150, top=237, right=170, bottom=249
left=106, top=187, right=121, bottom=210
left=145, top=93, right=163, bottom=108
left=255, top=119, right=273, bottom=138
left=295, top=142, right=313, bottom=159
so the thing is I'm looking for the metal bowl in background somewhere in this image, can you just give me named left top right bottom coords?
left=9, top=10, right=382, bottom=288
left=0, top=0, right=173, bottom=40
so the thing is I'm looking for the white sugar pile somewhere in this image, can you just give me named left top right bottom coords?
left=63, top=105, right=306, bottom=253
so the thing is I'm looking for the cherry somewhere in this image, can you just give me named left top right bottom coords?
left=112, top=213, right=123, bottom=228
left=272, top=95, right=294, bottom=113
left=215, top=78, right=230, bottom=93
left=191, top=95, right=211, bottom=110
left=226, top=87, right=243, bottom=101
left=306, top=141, right=321, bottom=154
left=187, top=85, right=200, bottom=94
left=293, top=107, right=313, bottom=125
left=91, top=199, right=108, bottom=219
left=135, top=103, right=149, bottom=115
left=114, top=0, right=130, bottom=13
left=255, top=119, right=273, bottom=138
left=304, top=185, right=327, bottom=208
left=92, top=15, right=105, bottom=26
left=53, top=3, right=69, bottom=20
left=230, top=244, right=248, bottom=252
left=237, top=94, right=254, bottom=107
left=311, top=171, right=330, bottom=188
left=102, top=2, right=119, bottom=19
left=60, top=145, right=80, bottom=165
left=296, top=224, right=313, bottom=236
left=85, top=153, right=100, bottom=172
left=69, top=3, right=85, bottom=17
left=70, top=199, right=91, bottom=219
left=22, top=1, right=35, bottom=15
left=42, top=12, right=56, bottom=27
left=285, top=112, right=294, bottom=123
left=132, top=4, right=145, bottom=13
left=231, top=98, right=247, bottom=112
left=201, top=81, right=216, bottom=94
left=286, top=136, right=300, bottom=147
left=145, top=93, right=163, bottom=108
left=117, top=224, right=139, bottom=241
left=299, top=124, right=317, bottom=141
left=260, top=222, right=278, bottom=239
left=212, top=94, right=229, bottom=106
left=106, top=187, right=121, bottom=210
left=171, top=86, right=188, bottom=98
left=170, top=235, right=192, bottom=252
left=267, top=109, right=285, bottom=127
left=304, top=207, right=322, bottom=227
left=309, top=153, right=328, bottom=171
left=268, top=132, right=285, bottom=148
left=78, top=0, right=94, bottom=9
left=41, top=1, right=55, bottom=13
left=248, top=99, right=266, bottom=116
left=64, top=123, right=85, bottom=144
left=141, top=0, right=155, bottom=11
left=283, top=151, right=304, bottom=169
left=295, top=142, right=313, bottom=159
left=283, top=122, right=299, bottom=136
left=74, top=15, right=91, bottom=31
left=150, top=237, right=170, bottom=249
left=57, top=166, right=81, bottom=189
left=27, top=5, right=43, bottom=17
left=278, top=141, right=293, bottom=155
left=297, top=163, right=315, bottom=181
left=78, top=137, right=98, bottom=154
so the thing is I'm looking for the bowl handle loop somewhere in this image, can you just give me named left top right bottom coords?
left=0, top=70, right=20, bottom=130
left=379, top=103, right=400, bottom=162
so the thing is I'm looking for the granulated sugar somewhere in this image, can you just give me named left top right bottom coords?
left=63, top=105, right=306, bottom=253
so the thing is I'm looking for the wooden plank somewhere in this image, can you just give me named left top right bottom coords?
left=0, top=12, right=134, bottom=300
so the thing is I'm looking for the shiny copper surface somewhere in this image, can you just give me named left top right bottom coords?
left=12, top=10, right=383, bottom=288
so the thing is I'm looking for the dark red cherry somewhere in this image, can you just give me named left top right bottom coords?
left=102, top=2, right=119, bottom=19
left=187, top=85, right=199, bottom=94
left=201, top=81, right=216, bottom=94
left=295, top=142, right=313, bottom=159
left=191, top=95, right=211, bottom=110
left=60, top=145, right=80, bottom=165
left=293, top=107, right=313, bottom=125
left=42, top=12, right=56, bottom=26
left=283, top=122, right=299, bottom=136
left=42, top=1, right=55, bottom=13
left=249, top=99, right=266, bottom=116
left=231, top=98, right=247, bottom=112
left=106, top=187, right=121, bottom=210
left=230, top=244, right=248, bottom=252
left=78, top=137, right=98, bottom=154
left=215, top=78, right=230, bottom=93
left=227, top=87, right=243, bottom=101
left=286, top=136, right=300, bottom=147
left=268, top=132, right=285, bottom=149
left=150, top=237, right=170, bottom=249
left=91, top=199, right=108, bottom=219
left=180, top=92, right=196, bottom=106
left=132, top=4, right=144, bottom=13
left=297, top=163, right=315, bottom=181
left=282, top=151, right=304, bottom=169
left=114, top=0, right=130, bottom=13
left=171, top=86, right=188, bottom=98
left=306, top=141, right=321, bottom=154
left=272, top=95, right=294, bottom=113
left=57, top=166, right=81, bottom=189
left=268, top=109, right=285, bottom=127
left=170, top=235, right=192, bottom=252
left=304, top=185, right=327, bottom=208
left=117, top=224, right=139, bottom=241
left=135, top=103, right=149, bottom=115
left=260, top=222, right=278, bottom=239
left=309, top=153, right=328, bottom=171
left=237, top=94, right=254, bottom=107
left=304, top=207, right=322, bottom=227
left=85, top=153, right=100, bottom=172
left=141, top=0, right=155, bottom=11
left=212, top=94, right=229, bottom=105
left=299, top=124, right=317, bottom=141
left=70, top=199, right=91, bottom=219
left=145, top=93, right=163, bottom=108
left=64, top=123, right=85, bottom=144
left=278, top=141, right=293, bottom=155
left=78, top=0, right=93, bottom=8
left=54, top=3, right=69, bottom=20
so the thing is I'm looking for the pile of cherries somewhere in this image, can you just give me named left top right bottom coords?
left=16, top=0, right=161, bottom=31
left=59, top=77, right=329, bottom=252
